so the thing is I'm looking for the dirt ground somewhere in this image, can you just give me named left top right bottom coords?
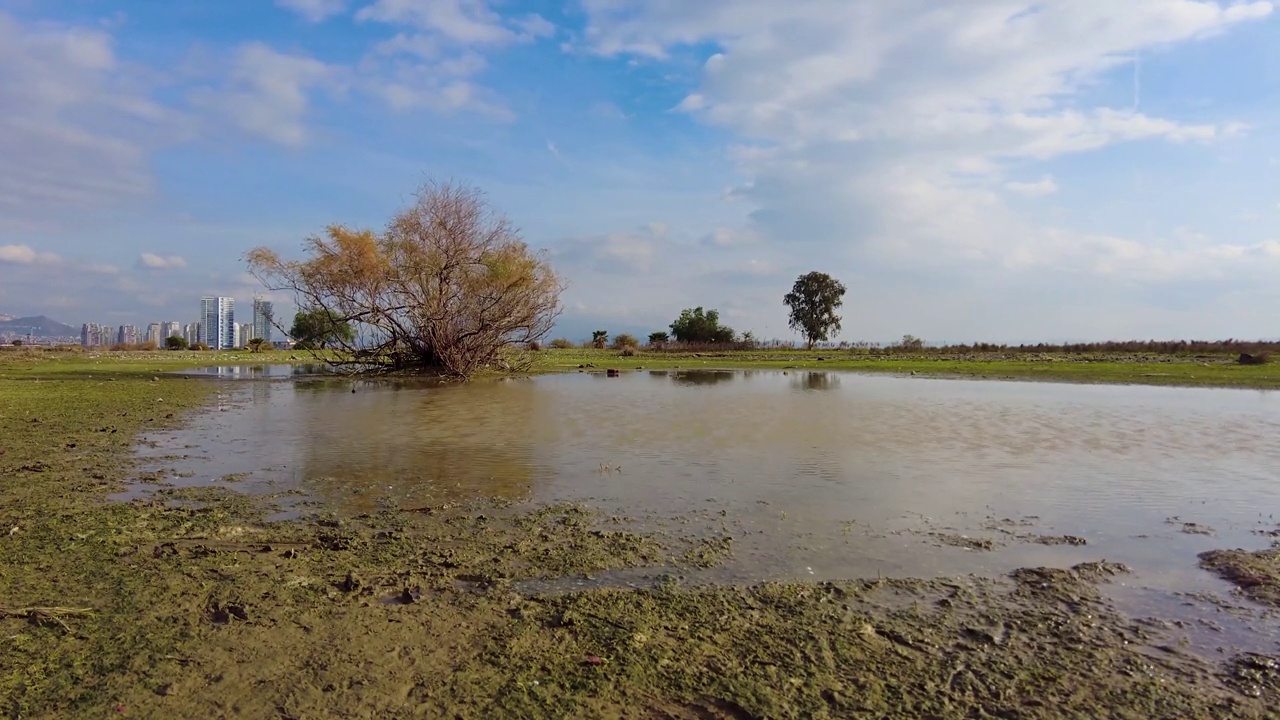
left=3, top=367, right=1279, bottom=718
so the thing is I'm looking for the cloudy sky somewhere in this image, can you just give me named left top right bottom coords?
left=1, top=0, right=1277, bottom=343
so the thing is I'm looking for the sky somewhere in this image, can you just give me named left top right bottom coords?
left=0, top=0, right=1278, bottom=343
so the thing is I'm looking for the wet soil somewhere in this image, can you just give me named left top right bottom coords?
left=3, top=365, right=1279, bottom=718
left=1200, top=543, right=1280, bottom=609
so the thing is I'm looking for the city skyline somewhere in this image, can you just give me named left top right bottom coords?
left=75, top=295, right=288, bottom=348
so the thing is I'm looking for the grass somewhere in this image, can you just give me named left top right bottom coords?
left=532, top=348, right=1280, bottom=389
left=2, top=351, right=1278, bottom=716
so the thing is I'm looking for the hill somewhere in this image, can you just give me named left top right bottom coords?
left=0, top=315, right=78, bottom=337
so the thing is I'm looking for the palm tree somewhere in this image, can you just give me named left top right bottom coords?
left=591, top=330, right=608, bottom=349
left=247, top=337, right=267, bottom=353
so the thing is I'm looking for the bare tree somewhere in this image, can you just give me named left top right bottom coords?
left=246, top=180, right=563, bottom=378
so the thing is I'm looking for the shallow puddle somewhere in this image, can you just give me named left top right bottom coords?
left=130, top=368, right=1280, bottom=654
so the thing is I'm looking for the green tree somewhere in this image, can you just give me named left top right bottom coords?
left=784, top=271, right=847, bottom=350
left=591, top=330, right=608, bottom=349
left=290, top=309, right=356, bottom=350
left=669, top=307, right=734, bottom=344
left=612, top=333, right=639, bottom=350
left=165, top=335, right=188, bottom=350
left=11, top=339, right=23, bottom=347
left=648, top=331, right=669, bottom=348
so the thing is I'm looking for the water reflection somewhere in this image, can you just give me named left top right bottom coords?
left=176, top=363, right=332, bottom=379
left=792, top=371, right=842, bottom=391
left=670, top=370, right=736, bottom=386
left=136, top=369, right=1280, bottom=619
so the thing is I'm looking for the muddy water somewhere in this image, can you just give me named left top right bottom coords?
left=134, top=368, right=1280, bottom=650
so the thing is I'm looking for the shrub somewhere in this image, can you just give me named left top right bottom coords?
left=620, top=347, right=637, bottom=357
left=647, top=331, right=668, bottom=349
left=191, top=342, right=210, bottom=351
left=670, top=307, right=734, bottom=343
left=897, top=334, right=925, bottom=352
left=165, top=336, right=189, bottom=350
left=549, top=338, right=574, bottom=349
left=1239, top=352, right=1271, bottom=366
left=612, top=333, right=639, bottom=350
left=526, top=340, right=542, bottom=351
left=11, top=339, right=22, bottom=347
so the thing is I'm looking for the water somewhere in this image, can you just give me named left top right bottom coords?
left=133, top=368, right=1280, bottom=651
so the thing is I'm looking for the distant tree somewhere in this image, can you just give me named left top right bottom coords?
left=247, top=337, right=267, bottom=353
left=591, top=330, right=608, bottom=349
left=165, top=336, right=188, bottom=350
left=289, top=309, right=356, bottom=350
left=670, top=307, right=734, bottom=344
left=648, top=331, right=669, bottom=349
left=784, top=271, right=847, bottom=350
left=549, top=338, right=574, bottom=349
left=740, top=331, right=757, bottom=350
left=11, top=339, right=23, bottom=347
left=612, top=333, right=639, bottom=350
left=899, top=334, right=925, bottom=351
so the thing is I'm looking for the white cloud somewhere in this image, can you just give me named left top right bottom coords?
left=578, top=0, right=1276, bottom=312
left=84, top=263, right=121, bottom=275
left=356, top=0, right=553, bottom=45
left=0, top=244, right=60, bottom=265
left=136, top=252, right=187, bottom=269
left=188, top=42, right=340, bottom=146
left=1004, top=175, right=1059, bottom=197
left=0, top=12, right=181, bottom=230
left=277, top=0, right=348, bottom=23
left=702, top=227, right=759, bottom=248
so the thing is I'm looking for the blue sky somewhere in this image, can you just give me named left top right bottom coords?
left=1, top=0, right=1277, bottom=343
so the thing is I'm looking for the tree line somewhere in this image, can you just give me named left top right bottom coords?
left=576, top=270, right=849, bottom=351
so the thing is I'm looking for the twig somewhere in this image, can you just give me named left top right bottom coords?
left=0, top=606, right=95, bottom=632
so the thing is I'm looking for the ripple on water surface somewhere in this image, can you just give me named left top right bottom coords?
left=132, top=368, right=1280, bottom=652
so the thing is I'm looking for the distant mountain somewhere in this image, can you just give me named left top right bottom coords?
left=0, top=315, right=78, bottom=337
left=0, top=313, right=13, bottom=322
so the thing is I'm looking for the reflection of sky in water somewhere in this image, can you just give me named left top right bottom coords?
left=135, top=369, right=1280, bottom=650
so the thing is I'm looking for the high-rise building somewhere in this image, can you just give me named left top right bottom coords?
left=81, top=323, right=110, bottom=347
left=200, top=297, right=235, bottom=350
left=144, top=323, right=162, bottom=347
left=162, top=321, right=182, bottom=340
left=252, top=299, right=275, bottom=344
left=184, top=323, right=200, bottom=346
left=116, top=325, right=139, bottom=346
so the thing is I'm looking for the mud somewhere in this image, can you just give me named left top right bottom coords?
left=4, top=363, right=1280, bottom=718
left=1200, top=543, right=1280, bottom=609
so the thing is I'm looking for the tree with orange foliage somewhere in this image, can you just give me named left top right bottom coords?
left=246, top=181, right=563, bottom=378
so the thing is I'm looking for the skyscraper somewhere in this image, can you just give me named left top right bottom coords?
left=145, top=323, right=162, bottom=347
left=200, top=297, right=235, bottom=350
left=252, top=299, right=274, bottom=344
left=162, top=321, right=182, bottom=340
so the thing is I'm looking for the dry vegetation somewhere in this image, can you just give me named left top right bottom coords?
left=248, top=181, right=562, bottom=378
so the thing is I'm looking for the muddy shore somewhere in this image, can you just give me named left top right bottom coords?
left=3, top=367, right=1279, bottom=718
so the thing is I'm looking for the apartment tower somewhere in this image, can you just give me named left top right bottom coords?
left=199, top=297, right=236, bottom=350
left=252, top=299, right=275, bottom=344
